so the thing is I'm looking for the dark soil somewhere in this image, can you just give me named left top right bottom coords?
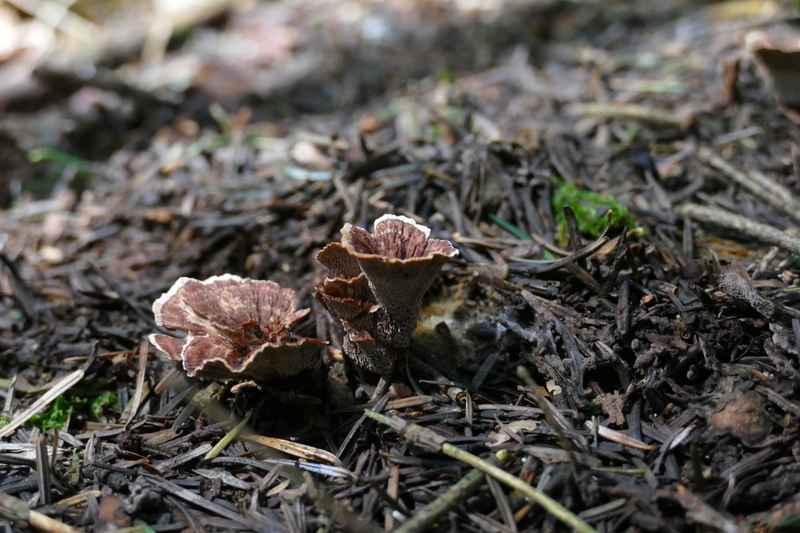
left=1, top=1, right=800, bottom=532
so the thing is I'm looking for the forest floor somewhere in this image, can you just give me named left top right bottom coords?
left=1, top=1, right=800, bottom=532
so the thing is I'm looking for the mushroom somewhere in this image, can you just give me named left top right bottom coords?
left=341, top=214, right=459, bottom=347
left=150, top=274, right=326, bottom=381
left=314, top=273, right=377, bottom=323
left=314, top=248, right=392, bottom=373
left=315, top=215, right=458, bottom=373
left=341, top=324, right=393, bottom=375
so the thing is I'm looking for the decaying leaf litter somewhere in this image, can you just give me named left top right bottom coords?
left=2, top=1, right=800, bottom=532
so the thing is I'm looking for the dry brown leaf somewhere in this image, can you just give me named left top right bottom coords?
left=709, top=390, right=772, bottom=447
left=601, top=391, right=625, bottom=426
left=95, top=495, right=131, bottom=532
left=489, top=420, right=540, bottom=445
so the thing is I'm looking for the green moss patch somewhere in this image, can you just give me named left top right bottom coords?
left=553, top=183, right=639, bottom=244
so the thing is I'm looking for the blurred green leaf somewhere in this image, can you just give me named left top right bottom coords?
left=488, top=213, right=535, bottom=241
left=27, top=147, right=92, bottom=173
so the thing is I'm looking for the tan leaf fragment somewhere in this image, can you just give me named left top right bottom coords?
left=601, top=391, right=625, bottom=426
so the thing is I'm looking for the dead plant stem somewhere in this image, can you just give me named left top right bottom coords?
left=517, top=367, right=581, bottom=472
left=0, top=490, right=78, bottom=533
left=394, top=468, right=486, bottom=533
left=363, top=409, right=596, bottom=533
left=697, top=147, right=800, bottom=226
left=679, top=204, right=800, bottom=256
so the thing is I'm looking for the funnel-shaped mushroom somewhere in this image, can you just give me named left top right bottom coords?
left=314, top=273, right=377, bottom=323
left=341, top=214, right=459, bottom=348
left=313, top=248, right=393, bottom=373
left=315, top=215, right=458, bottom=374
left=150, top=274, right=326, bottom=381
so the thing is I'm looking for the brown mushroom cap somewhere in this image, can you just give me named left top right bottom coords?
left=315, top=243, right=363, bottom=280
left=314, top=215, right=458, bottom=373
left=153, top=274, right=308, bottom=339
left=341, top=215, right=458, bottom=347
left=150, top=274, right=325, bottom=381
left=149, top=334, right=187, bottom=362
left=313, top=273, right=377, bottom=322
left=151, top=332, right=325, bottom=381
left=343, top=215, right=456, bottom=260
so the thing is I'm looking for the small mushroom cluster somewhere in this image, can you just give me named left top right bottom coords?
left=149, top=215, right=457, bottom=383
left=314, top=215, right=458, bottom=374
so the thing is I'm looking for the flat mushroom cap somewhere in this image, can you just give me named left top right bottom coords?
left=153, top=274, right=308, bottom=338
left=150, top=333, right=325, bottom=381
left=150, top=275, right=326, bottom=381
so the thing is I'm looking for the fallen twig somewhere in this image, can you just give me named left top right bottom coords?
left=564, top=102, right=693, bottom=129
left=508, top=211, right=613, bottom=274
left=35, top=437, right=52, bottom=506
left=0, top=369, right=84, bottom=439
left=583, top=420, right=654, bottom=451
left=363, top=409, right=597, bottom=533
left=0, top=490, right=78, bottom=533
left=204, top=411, right=251, bottom=460
left=697, top=147, right=800, bottom=226
left=121, top=340, right=149, bottom=425
left=517, top=367, right=581, bottom=471
left=719, top=262, right=800, bottom=325
left=394, top=462, right=505, bottom=533
left=679, top=204, right=800, bottom=255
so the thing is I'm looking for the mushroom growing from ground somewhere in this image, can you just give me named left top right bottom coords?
left=150, top=274, right=326, bottom=381
left=315, top=215, right=458, bottom=374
